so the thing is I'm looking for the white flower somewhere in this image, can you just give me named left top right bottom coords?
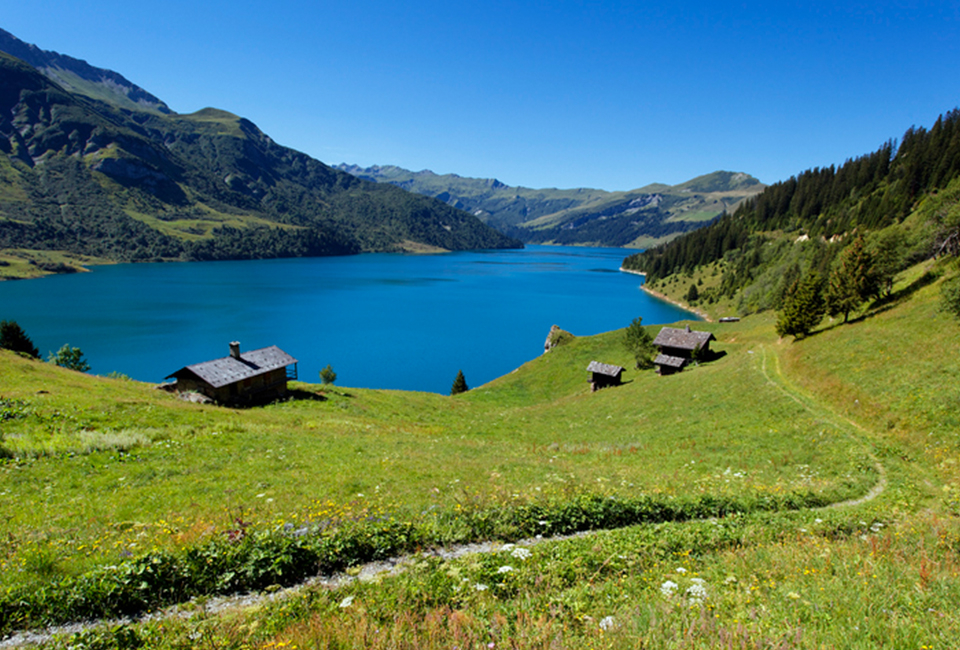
left=511, top=547, right=531, bottom=560
left=675, top=567, right=687, bottom=574
left=474, top=583, right=488, bottom=591
left=686, top=582, right=708, bottom=604
left=660, top=580, right=679, bottom=597
left=339, top=595, right=354, bottom=609
left=599, top=616, right=616, bottom=631
left=497, top=565, right=514, bottom=573
left=500, top=543, right=515, bottom=551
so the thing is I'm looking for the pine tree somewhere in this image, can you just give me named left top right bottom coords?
left=319, top=364, right=337, bottom=385
left=623, top=317, right=656, bottom=369
left=826, top=233, right=879, bottom=323
left=0, top=320, right=39, bottom=358
left=776, top=273, right=825, bottom=339
left=451, top=369, right=468, bottom=395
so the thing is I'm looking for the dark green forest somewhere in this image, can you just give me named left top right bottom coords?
left=623, top=109, right=960, bottom=313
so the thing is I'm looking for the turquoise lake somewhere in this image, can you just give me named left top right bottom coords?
left=0, top=245, right=695, bottom=394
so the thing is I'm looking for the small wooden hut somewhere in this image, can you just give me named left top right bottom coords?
left=587, top=360, right=624, bottom=392
left=652, top=325, right=715, bottom=375
left=166, top=342, right=298, bottom=404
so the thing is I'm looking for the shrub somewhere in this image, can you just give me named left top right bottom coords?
left=942, top=275, right=960, bottom=321
left=48, top=344, right=90, bottom=372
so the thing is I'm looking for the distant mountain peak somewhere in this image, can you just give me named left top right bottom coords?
left=0, top=28, right=171, bottom=114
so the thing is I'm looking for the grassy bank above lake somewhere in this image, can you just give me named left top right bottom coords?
left=1, top=260, right=959, bottom=648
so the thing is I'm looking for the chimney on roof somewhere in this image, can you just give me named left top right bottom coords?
left=685, top=325, right=691, bottom=332
left=229, top=341, right=241, bottom=359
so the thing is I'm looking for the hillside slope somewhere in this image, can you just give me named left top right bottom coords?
left=0, top=39, right=519, bottom=276
left=624, top=108, right=960, bottom=315
left=1, top=256, right=959, bottom=646
left=336, top=164, right=765, bottom=248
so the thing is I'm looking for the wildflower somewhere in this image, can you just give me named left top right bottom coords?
left=497, top=565, right=514, bottom=573
left=661, top=580, right=678, bottom=598
left=511, top=547, right=531, bottom=560
left=599, top=616, right=616, bottom=631
left=675, top=567, right=687, bottom=574
left=686, top=582, right=708, bottom=604
left=474, top=583, right=488, bottom=591
left=339, top=595, right=354, bottom=609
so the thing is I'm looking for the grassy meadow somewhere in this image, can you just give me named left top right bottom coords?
left=1, top=260, right=959, bottom=648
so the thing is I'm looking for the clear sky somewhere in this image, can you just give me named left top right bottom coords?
left=4, top=1, right=959, bottom=190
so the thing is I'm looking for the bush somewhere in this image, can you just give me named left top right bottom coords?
left=942, top=275, right=960, bottom=321
left=48, top=344, right=90, bottom=372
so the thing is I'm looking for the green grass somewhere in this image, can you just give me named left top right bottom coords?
left=2, top=262, right=960, bottom=647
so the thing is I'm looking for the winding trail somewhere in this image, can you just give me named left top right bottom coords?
left=756, top=343, right=887, bottom=508
left=2, top=344, right=889, bottom=648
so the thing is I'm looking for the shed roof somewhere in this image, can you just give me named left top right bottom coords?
left=167, top=346, right=297, bottom=389
left=652, top=326, right=715, bottom=351
left=654, top=353, right=687, bottom=369
left=586, top=360, right=625, bottom=377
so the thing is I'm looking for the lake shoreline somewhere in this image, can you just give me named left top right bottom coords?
left=619, top=267, right=713, bottom=322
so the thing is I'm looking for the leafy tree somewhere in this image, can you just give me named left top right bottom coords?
left=0, top=320, right=39, bottom=358
left=686, top=283, right=699, bottom=302
left=623, top=317, right=656, bottom=369
left=47, top=345, right=90, bottom=372
left=451, top=369, right=468, bottom=395
left=775, top=273, right=825, bottom=339
left=319, top=364, right=337, bottom=385
left=942, top=275, right=960, bottom=321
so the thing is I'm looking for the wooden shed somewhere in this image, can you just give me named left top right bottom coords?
left=166, top=342, right=298, bottom=404
left=587, top=360, right=625, bottom=392
left=652, top=325, right=715, bottom=375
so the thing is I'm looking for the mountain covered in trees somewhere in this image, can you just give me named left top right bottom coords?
left=623, top=109, right=960, bottom=316
left=335, top=164, right=765, bottom=248
left=0, top=31, right=520, bottom=273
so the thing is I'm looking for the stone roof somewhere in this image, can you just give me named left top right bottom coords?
left=654, top=353, right=687, bottom=369
left=652, top=326, right=715, bottom=351
left=586, top=360, right=624, bottom=377
left=167, top=345, right=297, bottom=388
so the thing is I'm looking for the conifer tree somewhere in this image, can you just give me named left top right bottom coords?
left=623, top=317, right=656, bottom=369
left=826, top=233, right=879, bottom=323
left=775, top=273, right=825, bottom=339
left=451, top=369, right=468, bottom=395
left=0, top=320, right=39, bottom=358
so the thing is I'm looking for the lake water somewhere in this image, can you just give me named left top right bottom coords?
left=0, top=245, right=695, bottom=394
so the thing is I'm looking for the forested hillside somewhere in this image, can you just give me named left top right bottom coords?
left=336, top=165, right=765, bottom=248
left=0, top=39, right=519, bottom=276
left=623, top=109, right=960, bottom=314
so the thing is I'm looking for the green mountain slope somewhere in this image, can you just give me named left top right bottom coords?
left=0, top=40, right=519, bottom=275
left=623, top=109, right=960, bottom=315
left=335, top=164, right=765, bottom=248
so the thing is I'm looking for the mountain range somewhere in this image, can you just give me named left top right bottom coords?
left=0, top=29, right=520, bottom=275
left=334, top=164, right=765, bottom=248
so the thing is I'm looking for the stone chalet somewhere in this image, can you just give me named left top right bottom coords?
left=166, top=342, right=298, bottom=404
left=652, top=325, right=715, bottom=375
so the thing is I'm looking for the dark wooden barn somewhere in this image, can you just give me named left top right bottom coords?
left=166, top=342, right=298, bottom=404
left=652, top=325, right=715, bottom=375
left=587, top=360, right=625, bottom=391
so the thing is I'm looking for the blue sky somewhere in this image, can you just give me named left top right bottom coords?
left=4, top=1, right=959, bottom=190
